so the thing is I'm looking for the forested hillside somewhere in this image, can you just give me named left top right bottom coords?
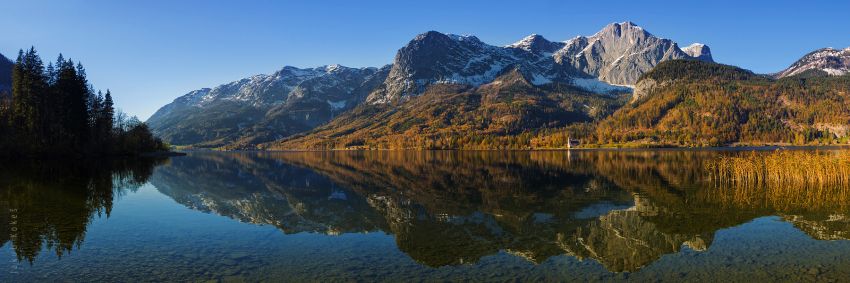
left=274, top=60, right=850, bottom=149
left=269, top=68, right=627, bottom=150
left=590, top=60, right=850, bottom=146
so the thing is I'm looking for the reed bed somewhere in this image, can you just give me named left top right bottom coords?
left=705, top=150, right=850, bottom=211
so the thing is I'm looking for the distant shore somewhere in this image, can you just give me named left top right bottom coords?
left=139, top=150, right=187, bottom=157
left=171, top=144, right=850, bottom=153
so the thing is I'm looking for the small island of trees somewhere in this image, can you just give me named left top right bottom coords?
left=0, top=48, right=167, bottom=157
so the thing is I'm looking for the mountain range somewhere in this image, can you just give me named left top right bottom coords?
left=269, top=23, right=850, bottom=149
left=4, top=21, right=846, bottom=149
left=146, top=64, right=389, bottom=146
left=147, top=22, right=721, bottom=148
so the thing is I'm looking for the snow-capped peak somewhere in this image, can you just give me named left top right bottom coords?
left=562, top=36, right=583, bottom=45
left=775, top=46, right=850, bottom=78
left=507, top=34, right=543, bottom=48
left=506, top=34, right=562, bottom=53
left=446, top=33, right=481, bottom=43
left=592, top=21, right=649, bottom=39
left=325, top=64, right=342, bottom=73
left=620, top=21, right=643, bottom=30
left=681, top=43, right=712, bottom=61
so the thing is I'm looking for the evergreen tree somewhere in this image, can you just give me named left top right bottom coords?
left=89, top=90, right=103, bottom=145
left=2, top=47, right=167, bottom=157
left=54, top=58, right=90, bottom=150
left=11, top=48, right=49, bottom=150
left=45, top=62, right=56, bottom=85
left=102, top=89, right=114, bottom=134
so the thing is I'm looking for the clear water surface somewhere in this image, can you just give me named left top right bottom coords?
left=2, top=149, right=850, bottom=282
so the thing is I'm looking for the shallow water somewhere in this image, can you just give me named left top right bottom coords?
left=2, top=150, right=850, bottom=282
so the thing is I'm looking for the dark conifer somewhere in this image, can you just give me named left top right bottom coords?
left=2, top=47, right=167, bottom=156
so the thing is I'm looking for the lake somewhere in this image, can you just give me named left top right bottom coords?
left=2, top=149, right=850, bottom=282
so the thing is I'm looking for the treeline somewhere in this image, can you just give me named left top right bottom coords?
left=0, top=48, right=167, bottom=156
left=637, top=59, right=766, bottom=83
left=276, top=123, right=596, bottom=150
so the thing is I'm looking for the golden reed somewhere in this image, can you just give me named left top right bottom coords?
left=704, top=150, right=850, bottom=211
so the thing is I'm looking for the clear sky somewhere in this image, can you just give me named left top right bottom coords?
left=2, top=0, right=848, bottom=120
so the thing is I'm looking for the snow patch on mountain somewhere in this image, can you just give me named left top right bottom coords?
left=824, top=68, right=848, bottom=76
left=507, top=34, right=542, bottom=49
left=327, top=100, right=347, bottom=110
left=434, top=61, right=509, bottom=86
left=147, top=64, right=390, bottom=145
left=571, top=78, right=632, bottom=94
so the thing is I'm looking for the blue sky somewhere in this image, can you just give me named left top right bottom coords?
left=2, top=0, right=849, bottom=120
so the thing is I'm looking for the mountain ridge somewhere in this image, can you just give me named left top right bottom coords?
left=774, top=47, right=850, bottom=78
left=366, top=22, right=711, bottom=104
left=147, top=22, right=714, bottom=147
left=147, top=64, right=389, bottom=146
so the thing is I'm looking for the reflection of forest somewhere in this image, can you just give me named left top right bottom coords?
left=148, top=150, right=850, bottom=272
left=0, top=158, right=167, bottom=263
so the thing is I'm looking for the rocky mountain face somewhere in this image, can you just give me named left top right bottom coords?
left=681, top=43, right=712, bottom=61
left=364, top=32, right=581, bottom=104
left=366, top=22, right=711, bottom=104
left=0, top=53, right=13, bottom=97
left=775, top=47, right=850, bottom=78
left=557, top=22, right=712, bottom=86
left=147, top=65, right=388, bottom=146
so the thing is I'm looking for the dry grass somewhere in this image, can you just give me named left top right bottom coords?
left=705, top=150, right=850, bottom=211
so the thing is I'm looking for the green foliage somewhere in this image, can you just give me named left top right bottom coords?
left=639, top=59, right=765, bottom=82
left=0, top=48, right=167, bottom=156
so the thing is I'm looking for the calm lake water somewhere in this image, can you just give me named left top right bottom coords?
left=2, top=149, right=850, bottom=282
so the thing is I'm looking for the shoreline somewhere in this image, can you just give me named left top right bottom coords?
left=175, top=144, right=850, bottom=153
left=0, top=150, right=186, bottom=160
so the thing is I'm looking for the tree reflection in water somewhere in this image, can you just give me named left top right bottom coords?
left=0, top=158, right=167, bottom=263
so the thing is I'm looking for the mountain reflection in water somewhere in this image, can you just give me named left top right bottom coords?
left=141, top=150, right=850, bottom=272
left=3, top=150, right=850, bottom=275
